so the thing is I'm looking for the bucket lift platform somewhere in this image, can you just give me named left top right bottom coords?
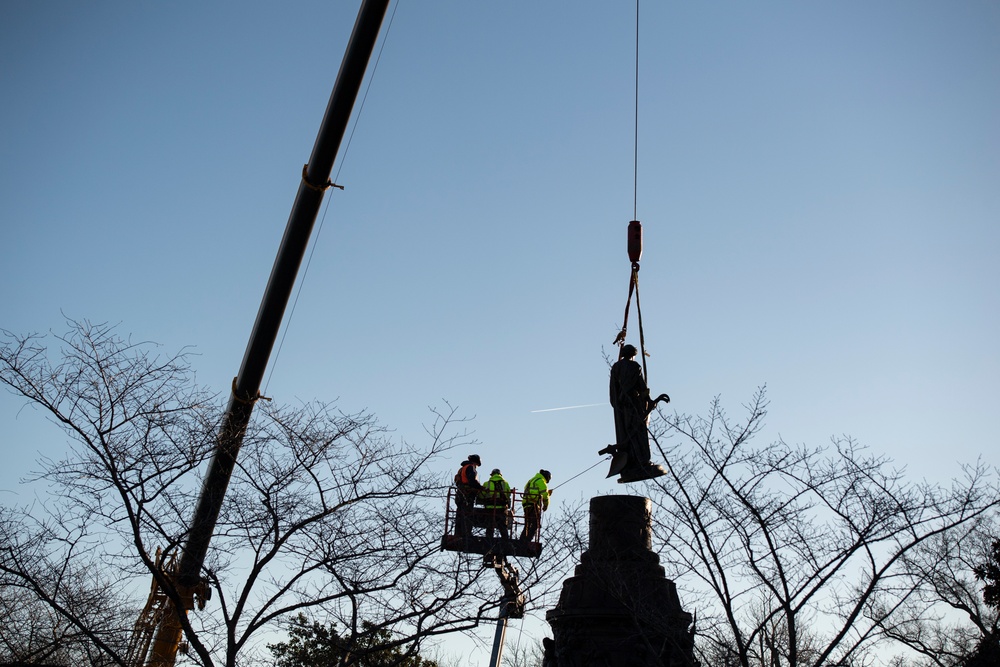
left=440, top=488, right=543, bottom=559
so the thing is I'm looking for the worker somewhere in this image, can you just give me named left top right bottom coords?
left=520, top=469, right=551, bottom=542
left=454, top=454, right=483, bottom=537
left=481, top=468, right=512, bottom=539
left=608, top=344, right=669, bottom=482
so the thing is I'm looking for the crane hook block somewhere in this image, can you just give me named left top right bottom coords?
left=628, top=220, right=643, bottom=263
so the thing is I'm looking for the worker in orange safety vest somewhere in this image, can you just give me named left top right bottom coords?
left=454, top=454, right=483, bottom=537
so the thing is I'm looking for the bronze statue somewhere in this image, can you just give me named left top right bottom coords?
left=603, top=345, right=669, bottom=483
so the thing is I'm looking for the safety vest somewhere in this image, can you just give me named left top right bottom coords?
left=481, top=473, right=510, bottom=509
left=521, top=473, right=549, bottom=510
left=455, top=463, right=477, bottom=487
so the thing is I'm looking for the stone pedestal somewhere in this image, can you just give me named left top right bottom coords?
left=545, top=495, right=697, bottom=667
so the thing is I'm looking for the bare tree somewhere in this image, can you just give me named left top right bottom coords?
left=869, top=518, right=1000, bottom=666
left=644, top=388, right=1000, bottom=667
left=695, top=600, right=825, bottom=667
left=0, top=564, right=134, bottom=666
left=499, top=637, right=544, bottom=667
left=0, top=321, right=579, bottom=666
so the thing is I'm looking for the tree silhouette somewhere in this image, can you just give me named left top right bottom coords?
left=644, top=388, right=1000, bottom=667
left=269, top=614, right=439, bottom=667
left=0, top=320, right=580, bottom=666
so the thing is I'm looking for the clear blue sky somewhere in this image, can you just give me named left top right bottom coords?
left=2, top=0, right=999, bottom=661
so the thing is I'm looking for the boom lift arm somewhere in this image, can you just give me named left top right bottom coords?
left=484, top=555, right=525, bottom=667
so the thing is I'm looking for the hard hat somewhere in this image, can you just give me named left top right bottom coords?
left=491, top=468, right=501, bottom=475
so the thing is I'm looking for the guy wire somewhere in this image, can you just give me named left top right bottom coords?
left=265, top=0, right=401, bottom=394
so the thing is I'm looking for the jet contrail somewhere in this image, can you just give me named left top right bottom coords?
left=530, top=403, right=603, bottom=413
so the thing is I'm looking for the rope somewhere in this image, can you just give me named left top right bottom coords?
left=264, top=0, right=401, bottom=394
left=550, top=458, right=608, bottom=492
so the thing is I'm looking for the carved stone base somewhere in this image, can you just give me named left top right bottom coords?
left=545, top=496, right=697, bottom=667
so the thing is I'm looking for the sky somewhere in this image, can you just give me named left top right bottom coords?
left=2, top=0, right=999, bottom=662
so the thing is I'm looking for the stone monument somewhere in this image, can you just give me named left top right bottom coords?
left=545, top=495, right=697, bottom=666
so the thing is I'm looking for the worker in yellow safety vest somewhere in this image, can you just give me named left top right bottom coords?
left=520, top=469, right=551, bottom=542
left=481, top=468, right=512, bottom=539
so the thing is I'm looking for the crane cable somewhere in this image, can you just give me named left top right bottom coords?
left=265, top=0, right=401, bottom=394
left=614, top=0, right=650, bottom=384
left=632, top=0, right=640, bottom=223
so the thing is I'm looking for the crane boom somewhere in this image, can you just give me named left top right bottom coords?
left=141, top=2, right=391, bottom=664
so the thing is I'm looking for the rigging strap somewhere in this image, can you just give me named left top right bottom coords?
left=613, top=262, right=638, bottom=347
left=613, top=261, right=649, bottom=383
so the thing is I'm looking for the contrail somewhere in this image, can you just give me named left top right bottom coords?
left=530, top=403, right=603, bottom=413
